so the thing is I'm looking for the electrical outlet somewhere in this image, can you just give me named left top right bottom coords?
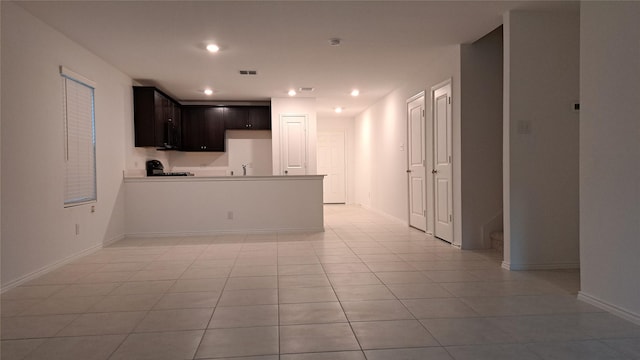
left=227, top=211, right=234, bottom=220
left=75, top=224, right=80, bottom=235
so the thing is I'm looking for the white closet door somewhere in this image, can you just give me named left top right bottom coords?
left=433, top=82, right=453, bottom=242
left=318, top=131, right=346, bottom=203
left=280, top=115, right=308, bottom=175
left=407, top=93, right=427, bottom=231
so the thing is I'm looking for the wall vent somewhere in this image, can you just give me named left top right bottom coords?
left=239, top=70, right=258, bottom=75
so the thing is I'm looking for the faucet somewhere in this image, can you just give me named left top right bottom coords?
left=242, top=164, right=248, bottom=176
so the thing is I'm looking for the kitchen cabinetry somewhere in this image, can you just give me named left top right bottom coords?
left=134, top=85, right=271, bottom=152
left=181, top=107, right=225, bottom=152
left=133, top=87, right=181, bottom=148
left=225, top=106, right=271, bottom=130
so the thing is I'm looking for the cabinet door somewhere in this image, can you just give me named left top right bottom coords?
left=170, top=102, right=182, bottom=149
left=164, top=101, right=181, bottom=149
left=181, top=107, right=204, bottom=151
left=203, top=107, right=225, bottom=151
left=154, top=91, right=170, bottom=147
left=249, top=106, right=271, bottom=130
left=225, top=107, right=249, bottom=129
left=133, top=86, right=182, bottom=148
left=133, top=87, right=156, bottom=147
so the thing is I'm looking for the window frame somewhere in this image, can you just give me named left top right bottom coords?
left=61, top=66, right=97, bottom=207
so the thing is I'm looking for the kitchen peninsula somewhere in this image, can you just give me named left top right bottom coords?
left=124, top=175, right=324, bottom=236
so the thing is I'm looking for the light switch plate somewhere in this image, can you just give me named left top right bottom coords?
left=517, top=120, right=532, bottom=134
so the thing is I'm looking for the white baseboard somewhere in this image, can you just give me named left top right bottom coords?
left=578, top=291, right=640, bottom=326
left=124, top=227, right=325, bottom=238
left=0, top=240, right=110, bottom=294
left=502, top=261, right=580, bottom=271
left=359, top=204, right=409, bottom=226
left=103, top=234, right=125, bottom=246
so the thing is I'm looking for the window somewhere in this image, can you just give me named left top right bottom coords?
left=61, top=66, right=96, bottom=207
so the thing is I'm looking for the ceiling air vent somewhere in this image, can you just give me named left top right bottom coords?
left=239, top=70, right=258, bottom=75
left=298, top=87, right=315, bottom=92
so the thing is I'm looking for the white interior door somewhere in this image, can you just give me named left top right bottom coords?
left=433, top=81, right=453, bottom=242
left=407, top=93, right=427, bottom=231
left=318, top=132, right=346, bottom=203
left=280, top=115, right=308, bottom=175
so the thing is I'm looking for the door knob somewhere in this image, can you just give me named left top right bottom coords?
left=432, top=169, right=438, bottom=174
left=406, top=170, right=412, bottom=173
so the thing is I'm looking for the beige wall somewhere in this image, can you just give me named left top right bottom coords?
left=353, top=46, right=462, bottom=245
left=579, top=1, right=640, bottom=323
left=503, top=10, right=580, bottom=270
left=125, top=177, right=324, bottom=235
left=317, top=117, right=356, bottom=204
left=1, top=2, right=130, bottom=288
left=460, top=27, right=504, bottom=249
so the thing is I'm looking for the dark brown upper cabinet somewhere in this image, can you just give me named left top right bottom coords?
left=249, top=106, right=271, bottom=130
left=181, top=107, right=225, bottom=152
left=133, top=87, right=181, bottom=149
left=134, top=86, right=271, bottom=152
left=225, top=106, right=271, bottom=130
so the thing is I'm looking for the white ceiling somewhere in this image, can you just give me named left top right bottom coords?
left=16, top=1, right=575, bottom=117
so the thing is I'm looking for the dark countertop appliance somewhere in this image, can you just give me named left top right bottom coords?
left=146, top=160, right=193, bottom=176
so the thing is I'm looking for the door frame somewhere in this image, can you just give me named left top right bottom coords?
left=406, top=91, right=427, bottom=232
left=318, top=130, right=347, bottom=204
left=429, top=78, right=453, bottom=242
left=279, top=114, right=308, bottom=175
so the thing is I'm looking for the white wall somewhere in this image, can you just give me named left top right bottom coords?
left=125, top=177, right=324, bottom=235
left=317, top=117, right=355, bottom=204
left=353, top=46, right=462, bottom=244
left=0, top=1, right=4, bottom=340
left=1, top=2, right=130, bottom=288
left=271, top=97, right=317, bottom=175
left=460, top=27, right=503, bottom=249
left=168, top=131, right=273, bottom=176
left=503, top=10, right=580, bottom=269
left=579, top=2, right=640, bottom=323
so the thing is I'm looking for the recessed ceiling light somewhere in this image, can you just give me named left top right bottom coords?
left=288, top=89, right=297, bottom=96
left=335, top=107, right=343, bottom=113
left=351, top=89, right=360, bottom=97
left=204, top=89, right=213, bottom=95
left=206, top=44, right=220, bottom=53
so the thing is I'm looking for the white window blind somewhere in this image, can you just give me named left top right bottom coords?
left=61, top=67, right=96, bottom=207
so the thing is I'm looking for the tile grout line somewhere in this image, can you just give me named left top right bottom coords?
left=321, top=225, right=373, bottom=359
left=191, top=234, right=246, bottom=359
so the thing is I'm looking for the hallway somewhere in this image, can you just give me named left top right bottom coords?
left=2, top=205, right=639, bottom=359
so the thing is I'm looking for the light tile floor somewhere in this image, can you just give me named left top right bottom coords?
left=2, top=205, right=640, bottom=359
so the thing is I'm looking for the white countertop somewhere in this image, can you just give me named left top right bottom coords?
left=123, top=173, right=325, bottom=183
